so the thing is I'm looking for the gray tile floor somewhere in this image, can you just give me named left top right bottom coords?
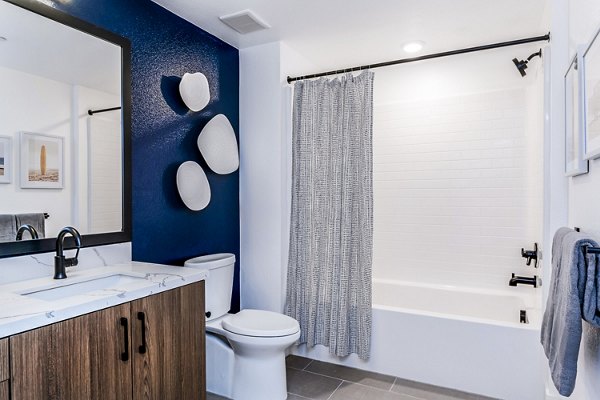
left=207, top=355, right=496, bottom=400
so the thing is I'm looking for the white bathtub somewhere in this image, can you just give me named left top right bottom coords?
left=293, top=279, right=545, bottom=400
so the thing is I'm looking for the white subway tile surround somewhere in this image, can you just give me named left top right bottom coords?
left=373, top=88, right=543, bottom=290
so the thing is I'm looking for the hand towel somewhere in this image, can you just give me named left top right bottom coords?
left=541, top=228, right=600, bottom=396
left=15, top=213, right=45, bottom=239
left=0, top=214, right=17, bottom=243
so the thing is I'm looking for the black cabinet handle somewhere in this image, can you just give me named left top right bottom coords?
left=137, top=311, right=147, bottom=354
left=120, top=317, right=129, bottom=362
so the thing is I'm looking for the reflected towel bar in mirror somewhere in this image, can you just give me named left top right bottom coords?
left=88, top=106, right=122, bottom=115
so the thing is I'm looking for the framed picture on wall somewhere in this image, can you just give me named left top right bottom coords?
left=564, top=53, right=588, bottom=176
left=582, top=26, right=600, bottom=159
left=19, top=132, right=64, bottom=189
left=0, top=136, right=11, bottom=184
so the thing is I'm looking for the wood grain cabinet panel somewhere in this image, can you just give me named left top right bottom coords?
left=0, top=380, right=8, bottom=400
left=10, top=303, right=132, bottom=400
left=0, top=338, right=8, bottom=382
left=132, top=281, right=205, bottom=400
left=8, top=282, right=205, bottom=400
left=89, top=303, right=134, bottom=399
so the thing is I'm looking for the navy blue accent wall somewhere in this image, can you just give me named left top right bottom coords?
left=48, top=0, right=241, bottom=311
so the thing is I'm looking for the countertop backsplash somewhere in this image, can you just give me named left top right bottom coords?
left=0, top=242, right=132, bottom=286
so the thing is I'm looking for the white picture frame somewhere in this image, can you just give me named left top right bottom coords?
left=0, top=136, right=11, bottom=184
left=19, top=132, right=64, bottom=189
left=582, top=26, right=600, bottom=160
left=565, top=52, right=588, bottom=176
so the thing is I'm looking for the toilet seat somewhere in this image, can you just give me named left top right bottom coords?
left=222, top=309, right=300, bottom=337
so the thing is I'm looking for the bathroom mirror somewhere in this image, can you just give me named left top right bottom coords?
left=0, top=0, right=131, bottom=257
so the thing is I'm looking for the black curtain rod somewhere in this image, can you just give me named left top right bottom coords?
left=287, top=33, right=551, bottom=83
left=88, top=106, right=122, bottom=116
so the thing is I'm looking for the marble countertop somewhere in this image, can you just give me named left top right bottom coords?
left=0, top=261, right=208, bottom=338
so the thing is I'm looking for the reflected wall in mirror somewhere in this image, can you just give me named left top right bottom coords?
left=0, top=0, right=125, bottom=244
left=0, top=0, right=131, bottom=257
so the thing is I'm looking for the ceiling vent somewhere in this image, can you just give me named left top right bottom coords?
left=219, top=10, right=270, bottom=34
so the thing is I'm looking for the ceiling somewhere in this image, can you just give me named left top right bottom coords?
left=0, top=0, right=121, bottom=95
left=152, top=0, right=550, bottom=72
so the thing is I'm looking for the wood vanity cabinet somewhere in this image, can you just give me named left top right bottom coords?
left=0, top=338, right=8, bottom=400
left=8, top=281, right=205, bottom=400
left=131, top=281, right=205, bottom=399
left=10, top=303, right=132, bottom=400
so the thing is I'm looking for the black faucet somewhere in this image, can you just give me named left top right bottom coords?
left=54, top=227, right=82, bottom=279
left=509, top=273, right=539, bottom=288
left=15, top=224, right=39, bottom=241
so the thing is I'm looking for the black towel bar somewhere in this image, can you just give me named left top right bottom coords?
left=575, top=228, right=600, bottom=254
left=43, top=213, right=49, bottom=219
left=584, top=246, right=600, bottom=255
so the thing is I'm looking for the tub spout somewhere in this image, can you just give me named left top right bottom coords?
left=509, top=273, right=539, bottom=288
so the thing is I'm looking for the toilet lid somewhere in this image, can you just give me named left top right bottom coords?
left=222, top=309, right=300, bottom=337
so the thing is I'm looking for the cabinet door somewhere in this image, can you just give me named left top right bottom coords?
left=10, top=304, right=132, bottom=400
left=132, top=281, right=205, bottom=400
left=89, top=304, right=134, bottom=398
left=0, top=337, right=8, bottom=399
left=0, top=338, right=8, bottom=382
left=0, top=381, right=8, bottom=400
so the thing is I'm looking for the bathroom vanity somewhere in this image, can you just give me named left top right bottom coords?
left=0, top=262, right=207, bottom=400
left=0, top=1, right=212, bottom=398
left=0, top=339, right=7, bottom=399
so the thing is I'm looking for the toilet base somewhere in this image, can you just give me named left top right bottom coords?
left=206, top=334, right=234, bottom=398
left=206, top=315, right=300, bottom=400
left=232, top=350, right=288, bottom=400
left=228, top=331, right=300, bottom=400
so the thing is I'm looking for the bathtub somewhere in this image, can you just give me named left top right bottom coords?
left=293, top=279, right=545, bottom=400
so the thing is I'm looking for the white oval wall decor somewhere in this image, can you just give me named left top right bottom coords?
left=197, top=114, right=239, bottom=174
left=179, top=72, right=210, bottom=112
left=176, top=161, right=211, bottom=211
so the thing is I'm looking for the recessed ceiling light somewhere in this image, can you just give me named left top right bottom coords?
left=403, top=41, right=425, bottom=54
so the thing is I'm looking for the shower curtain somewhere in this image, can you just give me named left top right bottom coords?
left=285, top=71, right=374, bottom=360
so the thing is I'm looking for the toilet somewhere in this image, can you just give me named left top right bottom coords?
left=184, top=253, right=300, bottom=400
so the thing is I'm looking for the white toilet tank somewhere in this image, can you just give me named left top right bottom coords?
left=184, top=253, right=235, bottom=321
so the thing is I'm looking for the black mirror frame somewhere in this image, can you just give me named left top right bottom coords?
left=0, top=0, right=132, bottom=258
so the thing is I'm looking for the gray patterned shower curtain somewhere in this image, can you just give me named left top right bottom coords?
left=285, top=71, right=374, bottom=360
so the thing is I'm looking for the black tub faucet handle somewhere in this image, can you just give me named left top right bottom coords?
left=521, top=243, right=538, bottom=268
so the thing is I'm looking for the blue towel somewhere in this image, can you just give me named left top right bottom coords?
left=541, top=228, right=600, bottom=396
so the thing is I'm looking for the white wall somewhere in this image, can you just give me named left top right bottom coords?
left=375, top=44, right=544, bottom=104
left=240, top=42, right=284, bottom=313
left=373, top=47, right=546, bottom=291
left=548, top=0, right=600, bottom=398
left=86, top=117, right=122, bottom=234
left=373, top=85, right=543, bottom=290
left=74, top=86, right=121, bottom=234
left=0, top=67, right=120, bottom=239
left=0, top=66, right=73, bottom=238
left=239, top=41, right=314, bottom=313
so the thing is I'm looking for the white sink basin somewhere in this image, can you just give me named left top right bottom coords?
left=21, top=274, right=146, bottom=301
